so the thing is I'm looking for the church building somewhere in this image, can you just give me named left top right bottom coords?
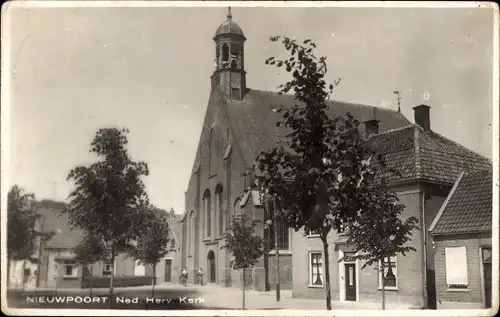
left=180, top=8, right=414, bottom=291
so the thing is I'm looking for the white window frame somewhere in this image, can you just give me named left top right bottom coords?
left=445, top=246, right=469, bottom=291
left=308, top=252, right=324, bottom=288
left=63, top=261, right=78, bottom=278
left=378, top=256, right=398, bottom=290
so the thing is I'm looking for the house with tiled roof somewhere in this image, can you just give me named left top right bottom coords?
left=180, top=7, right=491, bottom=308
left=10, top=200, right=182, bottom=290
left=429, top=169, right=492, bottom=309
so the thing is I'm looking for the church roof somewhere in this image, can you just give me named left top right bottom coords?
left=214, top=8, right=245, bottom=38
left=429, top=168, right=492, bottom=235
left=219, top=88, right=412, bottom=168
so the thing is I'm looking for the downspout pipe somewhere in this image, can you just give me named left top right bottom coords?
left=421, top=189, right=428, bottom=309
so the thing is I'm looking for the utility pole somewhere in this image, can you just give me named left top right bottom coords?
left=393, top=90, right=402, bottom=112
left=273, top=197, right=280, bottom=302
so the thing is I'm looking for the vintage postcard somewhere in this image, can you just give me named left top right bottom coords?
left=1, top=1, right=498, bottom=316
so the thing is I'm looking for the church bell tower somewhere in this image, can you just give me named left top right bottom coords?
left=212, top=7, right=247, bottom=100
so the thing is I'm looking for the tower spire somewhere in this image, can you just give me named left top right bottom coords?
left=227, top=7, right=232, bottom=19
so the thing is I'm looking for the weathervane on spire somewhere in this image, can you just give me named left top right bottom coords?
left=227, top=7, right=232, bottom=19
left=393, top=90, right=402, bottom=112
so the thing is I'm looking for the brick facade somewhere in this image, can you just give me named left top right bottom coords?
left=291, top=183, right=451, bottom=308
left=432, top=233, right=492, bottom=309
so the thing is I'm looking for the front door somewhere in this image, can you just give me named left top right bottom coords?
left=164, top=259, right=172, bottom=283
left=208, top=251, right=216, bottom=283
left=345, top=263, right=356, bottom=301
left=482, top=247, right=492, bottom=308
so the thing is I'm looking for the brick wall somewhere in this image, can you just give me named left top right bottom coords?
left=432, top=234, right=491, bottom=308
left=291, top=187, right=424, bottom=307
left=182, top=90, right=293, bottom=290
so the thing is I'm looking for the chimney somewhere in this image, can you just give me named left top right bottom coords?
left=363, top=119, right=380, bottom=137
left=413, top=105, right=431, bottom=131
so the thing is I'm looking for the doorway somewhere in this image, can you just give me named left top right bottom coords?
left=164, top=259, right=172, bottom=283
left=482, top=247, right=492, bottom=308
left=207, top=251, right=216, bottom=283
left=345, top=263, right=357, bottom=301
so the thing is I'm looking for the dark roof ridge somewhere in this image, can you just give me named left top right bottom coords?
left=367, top=124, right=417, bottom=138
left=247, top=88, right=406, bottom=114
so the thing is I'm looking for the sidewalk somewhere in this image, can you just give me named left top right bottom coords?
left=195, top=284, right=421, bottom=310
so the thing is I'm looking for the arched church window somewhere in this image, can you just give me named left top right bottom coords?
left=208, top=128, right=214, bottom=176
left=188, top=210, right=194, bottom=255
left=230, top=43, right=240, bottom=69
left=203, top=189, right=212, bottom=237
left=221, top=44, right=229, bottom=68
left=215, top=184, right=224, bottom=236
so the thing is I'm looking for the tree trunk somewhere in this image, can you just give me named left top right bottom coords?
left=242, top=268, right=246, bottom=310
left=90, top=265, right=93, bottom=297
left=152, top=263, right=156, bottom=298
left=22, top=260, right=26, bottom=291
left=381, top=257, right=386, bottom=310
left=321, top=236, right=332, bottom=310
left=108, top=246, right=115, bottom=308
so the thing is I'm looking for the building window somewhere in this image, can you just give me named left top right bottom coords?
left=309, top=252, right=324, bottom=287
left=63, top=260, right=77, bottom=278
left=216, top=185, right=224, bottom=236
left=190, top=212, right=195, bottom=254
left=445, top=246, right=468, bottom=289
left=188, top=211, right=193, bottom=255
left=234, top=198, right=241, bottom=217
left=204, top=190, right=212, bottom=237
left=208, top=129, right=214, bottom=176
left=482, top=247, right=492, bottom=263
left=102, top=260, right=113, bottom=276
left=378, top=256, right=398, bottom=289
left=266, top=200, right=290, bottom=250
left=221, top=43, right=229, bottom=67
left=134, top=259, right=145, bottom=276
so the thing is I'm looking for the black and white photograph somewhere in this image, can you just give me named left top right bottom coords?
left=1, top=1, right=498, bottom=315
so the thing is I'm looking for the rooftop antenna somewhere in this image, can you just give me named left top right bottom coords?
left=393, top=90, right=402, bottom=112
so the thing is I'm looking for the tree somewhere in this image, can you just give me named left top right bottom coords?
left=73, top=232, right=108, bottom=297
left=254, top=36, right=394, bottom=310
left=342, top=181, right=419, bottom=310
left=221, top=213, right=266, bottom=310
left=7, top=185, right=54, bottom=288
left=64, top=127, right=150, bottom=306
left=127, top=206, right=173, bottom=299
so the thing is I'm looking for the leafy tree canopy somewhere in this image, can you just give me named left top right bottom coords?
left=65, top=128, right=150, bottom=251
left=343, top=181, right=419, bottom=268
left=7, top=185, right=54, bottom=262
left=128, top=206, right=173, bottom=266
left=255, top=36, right=388, bottom=238
left=221, top=213, right=265, bottom=270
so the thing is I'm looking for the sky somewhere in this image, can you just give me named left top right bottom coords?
left=4, top=3, right=496, bottom=216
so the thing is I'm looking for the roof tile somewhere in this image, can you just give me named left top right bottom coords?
left=431, top=168, right=492, bottom=234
